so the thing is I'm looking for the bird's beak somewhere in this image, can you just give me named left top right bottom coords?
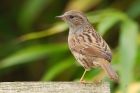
left=56, top=15, right=65, bottom=20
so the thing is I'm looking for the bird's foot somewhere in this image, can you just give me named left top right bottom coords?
left=93, top=80, right=102, bottom=85
left=79, top=79, right=90, bottom=84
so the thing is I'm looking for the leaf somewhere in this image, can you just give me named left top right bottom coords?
left=41, top=58, right=75, bottom=81
left=97, top=14, right=120, bottom=35
left=127, top=0, right=140, bottom=19
left=0, top=43, right=68, bottom=70
left=119, top=19, right=138, bottom=93
left=18, top=22, right=68, bottom=42
left=65, top=0, right=102, bottom=11
left=87, top=13, right=104, bottom=24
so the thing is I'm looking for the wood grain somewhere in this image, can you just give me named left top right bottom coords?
left=0, top=82, right=110, bottom=93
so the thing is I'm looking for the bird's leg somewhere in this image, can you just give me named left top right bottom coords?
left=80, top=69, right=87, bottom=83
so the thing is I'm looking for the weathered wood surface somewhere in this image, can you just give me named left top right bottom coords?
left=0, top=82, right=110, bottom=93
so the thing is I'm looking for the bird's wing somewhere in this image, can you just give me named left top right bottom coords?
left=81, top=43, right=112, bottom=62
left=71, top=27, right=112, bottom=62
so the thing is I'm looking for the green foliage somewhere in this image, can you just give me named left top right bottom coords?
left=127, top=0, right=140, bottom=18
left=0, top=43, right=68, bottom=70
left=19, top=0, right=55, bottom=30
left=19, top=22, right=67, bottom=42
left=0, top=0, right=140, bottom=92
left=119, top=19, right=138, bottom=93
left=42, top=58, right=75, bottom=81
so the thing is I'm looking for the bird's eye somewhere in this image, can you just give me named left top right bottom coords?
left=69, top=15, right=74, bottom=19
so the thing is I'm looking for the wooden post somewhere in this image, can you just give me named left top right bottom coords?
left=0, top=82, right=110, bottom=93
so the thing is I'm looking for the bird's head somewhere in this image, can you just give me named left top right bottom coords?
left=56, top=10, right=88, bottom=28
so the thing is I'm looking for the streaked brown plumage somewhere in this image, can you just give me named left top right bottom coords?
left=56, top=10, right=118, bottom=82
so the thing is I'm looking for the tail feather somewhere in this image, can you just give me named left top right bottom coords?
left=99, top=59, right=119, bottom=82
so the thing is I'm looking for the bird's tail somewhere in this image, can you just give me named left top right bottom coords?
left=99, top=59, right=119, bottom=82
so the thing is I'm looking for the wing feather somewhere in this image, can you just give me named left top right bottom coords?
left=69, top=26, right=112, bottom=62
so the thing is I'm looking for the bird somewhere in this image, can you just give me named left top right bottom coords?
left=56, top=10, right=118, bottom=83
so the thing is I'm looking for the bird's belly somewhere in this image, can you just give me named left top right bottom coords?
left=68, top=35, right=100, bottom=70
left=71, top=50, right=98, bottom=71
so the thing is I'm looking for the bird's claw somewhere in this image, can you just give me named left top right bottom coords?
left=93, top=80, right=102, bottom=85
left=80, top=80, right=86, bottom=84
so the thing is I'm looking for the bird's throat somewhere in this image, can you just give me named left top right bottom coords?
left=69, top=26, right=83, bottom=35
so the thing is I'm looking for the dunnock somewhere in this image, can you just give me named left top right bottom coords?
left=56, top=10, right=118, bottom=82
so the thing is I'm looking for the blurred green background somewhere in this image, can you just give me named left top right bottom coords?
left=0, top=0, right=140, bottom=93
